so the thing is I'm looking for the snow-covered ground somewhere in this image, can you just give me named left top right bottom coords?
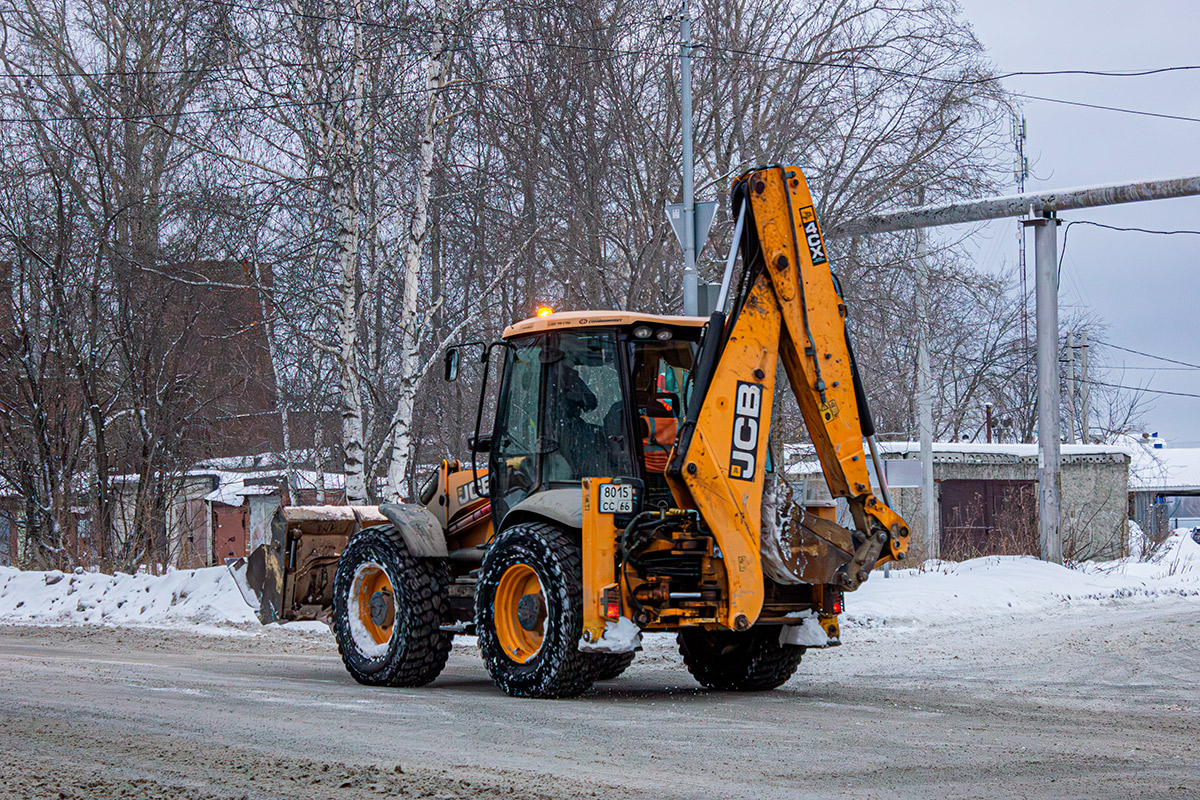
left=1, top=527, right=1197, bottom=631
left=847, top=527, right=1200, bottom=629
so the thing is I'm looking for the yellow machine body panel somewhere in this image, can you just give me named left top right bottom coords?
left=580, top=477, right=619, bottom=645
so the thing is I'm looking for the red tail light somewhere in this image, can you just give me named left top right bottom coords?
left=602, top=586, right=621, bottom=619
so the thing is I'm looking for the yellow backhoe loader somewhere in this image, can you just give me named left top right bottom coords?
left=232, top=165, right=909, bottom=697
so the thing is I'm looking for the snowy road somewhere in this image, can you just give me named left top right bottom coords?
left=1, top=601, right=1198, bottom=799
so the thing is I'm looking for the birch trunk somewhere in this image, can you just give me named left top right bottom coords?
left=384, top=2, right=447, bottom=502
left=336, top=10, right=370, bottom=504
left=336, top=168, right=368, bottom=502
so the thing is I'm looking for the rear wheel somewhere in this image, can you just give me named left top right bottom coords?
left=677, top=627, right=803, bottom=691
left=476, top=522, right=596, bottom=698
left=332, top=525, right=452, bottom=687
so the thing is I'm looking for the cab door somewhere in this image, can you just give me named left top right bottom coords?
left=489, top=336, right=544, bottom=522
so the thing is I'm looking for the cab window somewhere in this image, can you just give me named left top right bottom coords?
left=542, top=331, right=633, bottom=484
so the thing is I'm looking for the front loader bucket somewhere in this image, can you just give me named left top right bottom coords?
left=228, top=544, right=285, bottom=624
left=228, top=505, right=389, bottom=624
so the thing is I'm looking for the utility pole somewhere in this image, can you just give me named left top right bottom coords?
left=679, top=0, right=697, bottom=316
left=829, top=171, right=1200, bottom=566
left=1065, top=332, right=1077, bottom=445
left=913, top=189, right=937, bottom=560
left=1026, top=212, right=1063, bottom=565
left=1080, top=332, right=1090, bottom=444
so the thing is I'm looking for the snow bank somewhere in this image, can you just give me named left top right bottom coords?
left=848, top=528, right=1200, bottom=629
left=0, top=529, right=1197, bottom=633
left=0, top=565, right=260, bottom=628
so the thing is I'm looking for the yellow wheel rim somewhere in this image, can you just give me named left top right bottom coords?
left=494, top=563, right=545, bottom=663
left=354, top=563, right=396, bottom=646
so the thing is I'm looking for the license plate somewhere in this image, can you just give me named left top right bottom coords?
left=598, top=483, right=635, bottom=514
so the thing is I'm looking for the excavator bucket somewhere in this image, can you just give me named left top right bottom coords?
left=761, top=480, right=855, bottom=587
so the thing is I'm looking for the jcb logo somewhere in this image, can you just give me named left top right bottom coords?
left=799, top=206, right=827, bottom=266
left=729, top=381, right=762, bottom=481
left=456, top=482, right=479, bottom=505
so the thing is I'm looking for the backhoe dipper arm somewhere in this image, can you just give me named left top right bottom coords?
left=665, top=165, right=910, bottom=629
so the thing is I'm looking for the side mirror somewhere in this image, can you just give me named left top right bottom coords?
left=470, top=435, right=492, bottom=453
left=444, top=348, right=460, bottom=382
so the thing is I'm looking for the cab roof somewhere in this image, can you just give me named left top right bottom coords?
left=502, top=310, right=708, bottom=339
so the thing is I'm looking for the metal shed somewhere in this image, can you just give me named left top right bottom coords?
left=786, top=442, right=1130, bottom=561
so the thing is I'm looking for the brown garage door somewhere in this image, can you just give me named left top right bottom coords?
left=940, top=480, right=1037, bottom=559
left=214, top=504, right=249, bottom=565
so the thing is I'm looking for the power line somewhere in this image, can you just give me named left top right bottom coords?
left=1009, top=92, right=1200, bottom=125
left=1057, top=217, right=1200, bottom=281
left=4, top=0, right=1199, bottom=127
left=1068, top=220, right=1200, bottom=236
left=10, top=45, right=1200, bottom=86
left=698, top=43, right=1200, bottom=123
left=1081, top=377, right=1200, bottom=400
left=1092, top=339, right=1200, bottom=370
left=0, top=52, right=630, bottom=124
left=993, top=65, right=1200, bottom=80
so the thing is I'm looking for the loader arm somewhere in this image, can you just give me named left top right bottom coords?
left=665, top=165, right=910, bottom=628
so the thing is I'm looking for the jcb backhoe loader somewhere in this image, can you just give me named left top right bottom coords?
left=233, top=165, right=909, bottom=698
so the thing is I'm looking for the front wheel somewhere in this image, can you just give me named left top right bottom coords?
left=677, top=627, right=803, bottom=691
left=331, top=525, right=452, bottom=687
left=475, top=522, right=596, bottom=698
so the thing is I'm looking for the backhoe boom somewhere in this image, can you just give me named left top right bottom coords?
left=665, top=165, right=910, bottom=628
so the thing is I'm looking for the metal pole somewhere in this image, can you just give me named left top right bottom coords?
left=1080, top=332, right=1090, bottom=444
left=1027, top=213, right=1063, bottom=564
left=914, top=209, right=937, bottom=561
left=829, top=173, right=1200, bottom=239
left=866, top=435, right=892, bottom=509
left=679, top=0, right=697, bottom=316
left=715, top=201, right=746, bottom=312
left=1066, top=332, right=1077, bottom=445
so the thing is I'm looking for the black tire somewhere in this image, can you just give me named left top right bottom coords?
left=475, top=522, right=596, bottom=698
left=332, top=525, right=453, bottom=687
left=677, top=627, right=803, bottom=691
left=590, top=651, right=635, bottom=681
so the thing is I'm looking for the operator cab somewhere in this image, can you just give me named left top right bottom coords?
left=485, top=311, right=706, bottom=523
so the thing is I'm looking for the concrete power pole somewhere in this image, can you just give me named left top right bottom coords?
left=1080, top=332, right=1090, bottom=443
left=679, top=0, right=697, bottom=316
left=913, top=190, right=937, bottom=561
left=1026, top=213, right=1063, bottom=565
left=1066, top=332, right=1077, bottom=445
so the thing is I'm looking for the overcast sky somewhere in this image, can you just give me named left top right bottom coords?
left=950, top=1, right=1200, bottom=443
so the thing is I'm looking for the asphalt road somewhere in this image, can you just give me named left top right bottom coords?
left=1, top=602, right=1198, bottom=799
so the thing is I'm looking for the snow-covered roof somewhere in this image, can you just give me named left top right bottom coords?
left=1128, top=444, right=1200, bottom=493
left=200, top=468, right=346, bottom=506
left=783, top=441, right=1130, bottom=477
left=870, top=441, right=1129, bottom=458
